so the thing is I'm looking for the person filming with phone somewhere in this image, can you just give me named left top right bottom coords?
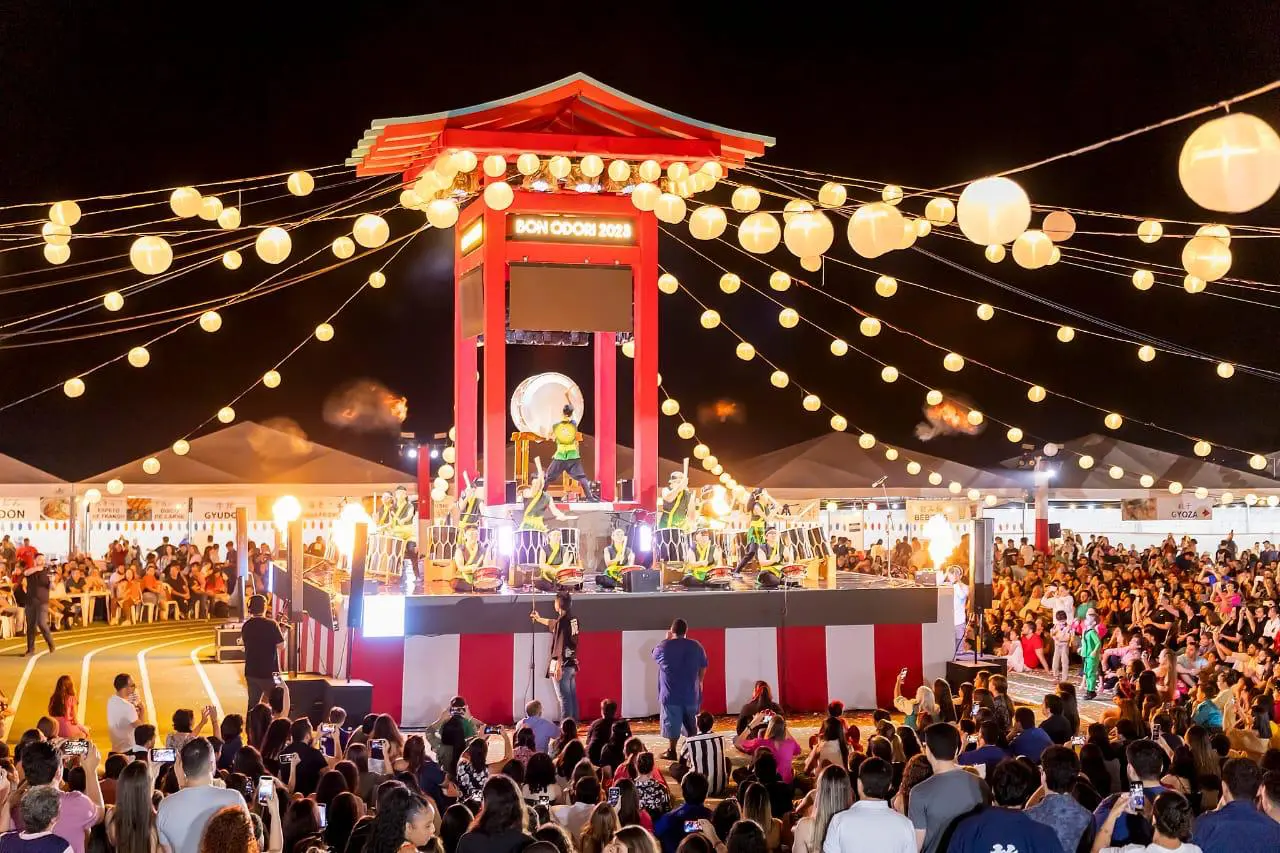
left=240, top=595, right=286, bottom=717
left=156, top=738, right=248, bottom=853
left=530, top=592, right=579, bottom=723
left=276, top=718, right=329, bottom=797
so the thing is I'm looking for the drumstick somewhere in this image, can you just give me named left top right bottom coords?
left=534, top=457, right=544, bottom=480
left=682, top=458, right=689, bottom=480
left=463, top=470, right=472, bottom=490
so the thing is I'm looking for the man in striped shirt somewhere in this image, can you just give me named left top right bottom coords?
left=679, top=712, right=728, bottom=796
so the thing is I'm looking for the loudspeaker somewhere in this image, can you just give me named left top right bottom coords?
left=945, top=657, right=1007, bottom=691
left=970, top=517, right=995, bottom=611
left=616, top=479, right=634, bottom=502
left=283, top=675, right=374, bottom=724
left=347, top=523, right=369, bottom=629
left=1048, top=522, right=1062, bottom=539
left=505, top=480, right=519, bottom=504
left=622, top=568, right=661, bottom=593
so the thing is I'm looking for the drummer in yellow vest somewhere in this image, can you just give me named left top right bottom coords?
left=519, top=471, right=571, bottom=532
left=595, top=528, right=635, bottom=590
left=755, top=527, right=789, bottom=588
left=451, top=527, right=488, bottom=593
left=534, top=529, right=581, bottom=592
left=456, top=476, right=484, bottom=531
left=681, top=529, right=720, bottom=588
left=385, top=486, right=416, bottom=540
left=544, top=403, right=597, bottom=501
left=657, top=468, right=693, bottom=562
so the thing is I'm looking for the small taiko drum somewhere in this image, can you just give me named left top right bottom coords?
left=781, top=563, right=806, bottom=582
left=555, top=567, right=585, bottom=588
left=705, top=566, right=734, bottom=586
left=473, top=566, right=503, bottom=591
left=618, top=564, right=646, bottom=573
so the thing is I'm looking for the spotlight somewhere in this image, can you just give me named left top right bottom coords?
left=498, top=527, right=514, bottom=557
left=407, top=448, right=419, bottom=459
left=361, top=595, right=406, bottom=639
left=636, top=524, right=653, bottom=554
left=429, top=448, right=439, bottom=459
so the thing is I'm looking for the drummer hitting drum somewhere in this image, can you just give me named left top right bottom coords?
left=544, top=398, right=597, bottom=501
left=755, top=527, right=788, bottom=588
left=519, top=460, right=574, bottom=533
left=656, top=463, right=693, bottom=563
left=595, top=528, right=636, bottom=589
left=456, top=474, right=484, bottom=531
left=680, top=528, right=721, bottom=588
left=535, top=529, right=583, bottom=592
left=451, top=527, right=489, bottom=593
left=733, top=487, right=778, bottom=573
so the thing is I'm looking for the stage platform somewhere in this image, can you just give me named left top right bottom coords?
left=295, top=573, right=956, bottom=727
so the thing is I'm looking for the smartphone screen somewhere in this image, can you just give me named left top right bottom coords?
left=150, top=747, right=176, bottom=763
left=257, top=776, right=274, bottom=804
left=608, top=786, right=620, bottom=806
left=971, top=702, right=981, bottom=716
left=272, top=672, right=283, bottom=687
left=319, top=724, right=337, bottom=758
left=1070, top=735, right=1086, bottom=746
left=317, top=804, right=327, bottom=829
left=1151, top=724, right=1162, bottom=741
left=898, top=667, right=908, bottom=680
left=684, top=821, right=699, bottom=833
left=484, top=725, right=501, bottom=735
left=61, top=739, right=89, bottom=757
left=966, top=734, right=977, bottom=744
left=1129, top=781, right=1145, bottom=810
left=369, top=739, right=387, bottom=775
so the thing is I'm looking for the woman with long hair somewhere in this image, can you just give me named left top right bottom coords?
left=259, top=717, right=291, bottom=775
left=402, top=734, right=448, bottom=807
left=610, top=826, right=660, bottom=853
left=739, top=782, right=781, bottom=853
left=896, top=727, right=921, bottom=761
left=440, top=803, right=474, bottom=853
left=232, top=745, right=270, bottom=784
left=579, top=803, right=620, bottom=853
left=554, top=739, right=586, bottom=785
left=734, top=715, right=802, bottom=785
left=932, top=679, right=958, bottom=724
left=455, top=737, right=492, bottom=806
left=325, top=791, right=364, bottom=853
left=892, top=680, right=937, bottom=731
left=613, top=778, right=651, bottom=831
left=791, top=765, right=851, bottom=853
left=315, top=768, right=349, bottom=807
left=107, top=761, right=158, bottom=853
left=550, top=718, right=578, bottom=758
left=804, top=716, right=849, bottom=775
left=957, top=682, right=975, bottom=717
left=116, top=566, right=143, bottom=624
left=281, top=797, right=323, bottom=853
left=457, top=775, right=533, bottom=853
left=364, top=786, right=438, bottom=853
left=47, top=674, right=88, bottom=738
left=892, top=754, right=933, bottom=815
left=736, top=681, right=782, bottom=735
left=522, top=751, right=564, bottom=804
left=1056, top=682, right=1080, bottom=734
left=372, top=713, right=407, bottom=764
left=725, top=820, right=767, bottom=853
left=599, top=720, right=632, bottom=774
left=246, top=702, right=273, bottom=749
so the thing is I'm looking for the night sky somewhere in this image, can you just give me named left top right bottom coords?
left=1, top=3, right=1279, bottom=482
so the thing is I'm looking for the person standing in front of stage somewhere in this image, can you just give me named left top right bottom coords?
left=652, top=618, right=708, bottom=761
left=241, top=594, right=285, bottom=716
left=23, top=553, right=54, bottom=656
left=531, top=591, right=579, bottom=722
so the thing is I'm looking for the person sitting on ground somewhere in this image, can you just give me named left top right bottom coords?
left=677, top=712, right=728, bottom=797
left=736, top=682, right=782, bottom=736
left=733, top=713, right=801, bottom=786
left=1190, top=757, right=1280, bottom=851
left=516, top=701, right=559, bottom=755
left=654, top=772, right=712, bottom=853
left=1010, top=707, right=1054, bottom=764
left=550, top=774, right=600, bottom=839
left=958, top=721, right=1012, bottom=779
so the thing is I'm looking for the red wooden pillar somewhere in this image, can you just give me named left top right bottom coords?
left=633, top=212, right=659, bottom=509
left=454, top=219, right=479, bottom=491
left=481, top=202, right=507, bottom=508
left=594, top=332, right=616, bottom=502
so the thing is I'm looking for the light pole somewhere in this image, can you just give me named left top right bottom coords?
left=272, top=495, right=303, bottom=676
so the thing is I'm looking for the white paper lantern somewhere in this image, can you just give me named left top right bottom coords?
left=368, top=271, right=386, bottom=289
left=515, top=153, right=540, bottom=176
left=926, top=390, right=944, bottom=406
left=1042, top=210, right=1076, bottom=242
left=455, top=151, right=478, bottom=173
left=1104, top=412, right=1123, bottom=430
left=657, top=273, right=679, bottom=294
left=832, top=415, right=849, bottom=435
left=846, top=203, right=905, bottom=258
left=426, top=198, right=459, bottom=229
left=735, top=342, right=756, bottom=361
left=1109, top=465, right=1124, bottom=480
left=127, top=346, right=150, bottom=368
left=859, top=317, right=881, bottom=337
left=915, top=218, right=932, bottom=237
left=885, top=448, right=899, bottom=461
left=1178, top=113, right=1280, bottom=212
left=63, top=377, right=85, bottom=398
left=547, top=156, right=571, bottom=179
left=731, top=186, right=761, bottom=212
left=859, top=433, right=877, bottom=450
left=262, top=370, right=281, bottom=388
left=607, top=160, right=631, bottom=182
left=107, top=478, right=124, bottom=495
left=800, top=256, right=822, bottom=272
left=1044, top=443, right=1059, bottom=456
left=1138, top=345, right=1156, bottom=363
left=1169, top=481, right=1184, bottom=495
left=778, top=308, right=799, bottom=328
left=103, top=291, right=124, bottom=312
left=331, top=236, right=355, bottom=259
left=1006, top=427, right=1023, bottom=443
left=287, top=171, right=315, bottom=196
left=1217, top=361, right=1235, bottom=379
left=1132, top=269, right=1154, bottom=290
left=198, top=311, right=222, bottom=333
left=630, top=183, right=659, bottom=211
left=802, top=394, right=822, bottom=412
left=738, top=212, right=781, bottom=254
left=770, top=271, right=792, bottom=291
left=1027, top=385, right=1047, bottom=403
left=818, top=183, right=847, bottom=208
left=1197, top=224, right=1231, bottom=245
left=130, top=236, right=173, bottom=275
left=984, top=244, right=1006, bottom=263
left=255, top=226, right=292, bottom=263
left=881, top=185, right=903, bottom=205
left=976, top=303, right=994, bottom=321
left=198, top=195, right=223, bottom=221
left=966, top=410, right=984, bottom=426
left=1012, top=230, right=1054, bottom=269
left=621, top=340, right=635, bottom=359
left=217, top=406, right=236, bottom=424
left=829, top=339, right=848, bottom=356
left=666, top=161, right=689, bottom=182
left=170, top=187, right=201, bottom=218
left=957, top=177, right=1031, bottom=245
left=1180, top=235, right=1232, bottom=281
left=783, top=211, right=834, bottom=258
left=925, top=197, right=956, bottom=225
left=720, top=273, right=741, bottom=294
left=1193, top=440, right=1212, bottom=457
left=943, top=352, right=965, bottom=372
left=880, top=365, right=899, bottom=383
left=49, top=200, right=82, bottom=227
left=688, top=205, right=727, bottom=240
left=1078, top=455, right=1094, bottom=469
left=699, top=310, right=721, bottom=329
left=483, top=181, right=514, bottom=210
left=83, top=488, right=102, bottom=506
left=693, top=443, right=710, bottom=460
left=871, top=276, right=896, bottom=298
left=783, top=199, right=813, bottom=224
left=142, top=457, right=160, bottom=475
left=661, top=398, right=680, bottom=417
left=43, top=244, right=70, bottom=264
left=483, top=155, right=507, bottom=178
left=1249, top=453, right=1267, bottom=470
left=1141, top=475, right=1155, bottom=489
left=353, top=214, right=390, bottom=248
left=1056, top=326, right=1075, bottom=343
left=1183, top=275, right=1206, bottom=294
left=654, top=193, right=686, bottom=224
left=927, top=471, right=943, bottom=485
left=1137, top=220, right=1163, bottom=243
left=315, top=323, right=335, bottom=342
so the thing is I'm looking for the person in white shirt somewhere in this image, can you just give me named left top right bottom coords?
left=948, top=568, right=969, bottom=653
left=823, top=757, right=915, bottom=853
left=1262, top=604, right=1280, bottom=643
left=105, top=672, right=144, bottom=754
left=1041, top=584, right=1074, bottom=621
left=549, top=775, right=599, bottom=838
left=1018, top=537, right=1035, bottom=566
left=156, top=738, right=247, bottom=853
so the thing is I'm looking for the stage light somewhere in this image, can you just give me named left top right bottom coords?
left=429, top=448, right=439, bottom=459
left=361, top=594, right=406, bottom=638
left=637, top=524, right=653, bottom=553
left=498, top=527, right=514, bottom=557
left=407, top=448, right=418, bottom=459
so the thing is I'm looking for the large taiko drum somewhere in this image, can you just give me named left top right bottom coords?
left=473, top=566, right=503, bottom=591
left=719, top=530, right=747, bottom=565
left=655, top=527, right=688, bottom=563
left=427, top=524, right=458, bottom=562
left=516, top=529, right=547, bottom=567
left=511, top=373, right=585, bottom=439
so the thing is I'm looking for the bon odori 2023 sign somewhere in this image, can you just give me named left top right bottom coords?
left=507, top=214, right=636, bottom=244
left=1121, top=496, right=1215, bottom=521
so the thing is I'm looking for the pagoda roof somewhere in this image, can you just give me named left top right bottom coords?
left=348, top=73, right=774, bottom=176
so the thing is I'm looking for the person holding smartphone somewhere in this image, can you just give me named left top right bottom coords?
left=277, top=718, right=329, bottom=797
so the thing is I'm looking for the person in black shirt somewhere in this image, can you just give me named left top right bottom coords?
left=22, top=554, right=53, bottom=655
left=241, top=594, right=285, bottom=716
left=1039, top=694, right=1073, bottom=745
left=278, top=718, right=329, bottom=796
left=585, top=699, right=620, bottom=766
left=530, top=592, right=578, bottom=722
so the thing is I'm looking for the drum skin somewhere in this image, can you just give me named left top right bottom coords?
left=511, top=372, right=585, bottom=438
left=474, top=566, right=502, bottom=591
left=555, top=568, right=584, bottom=586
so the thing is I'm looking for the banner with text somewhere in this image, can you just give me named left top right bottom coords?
left=90, top=497, right=127, bottom=522
left=193, top=498, right=253, bottom=523
left=0, top=498, right=39, bottom=521
left=1121, top=496, right=1214, bottom=521
left=905, top=500, right=974, bottom=525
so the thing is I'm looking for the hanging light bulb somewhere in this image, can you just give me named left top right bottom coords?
left=1137, top=345, right=1156, bottom=362
left=1056, top=326, right=1075, bottom=343
left=1027, top=385, right=1047, bottom=403
left=735, top=342, right=756, bottom=361
left=103, top=291, right=124, bottom=312
left=976, top=303, right=994, bottom=321
left=830, top=415, right=848, bottom=432
left=1137, top=220, right=1163, bottom=243
left=198, top=311, right=222, bottom=333
left=217, top=406, right=236, bottom=424
left=1193, top=440, right=1212, bottom=457
left=874, top=276, right=897, bottom=297
left=1078, top=455, right=1095, bottom=469
left=859, top=433, right=876, bottom=450
left=1104, top=413, right=1123, bottom=430
left=1249, top=453, right=1267, bottom=470
left=127, top=346, right=150, bottom=368
left=906, top=461, right=921, bottom=475
left=287, top=171, right=315, bottom=196
left=829, top=339, right=848, bottom=356
left=885, top=447, right=899, bottom=461
left=802, top=394, right=821, bottom=411
left=315, top=323, right=335, bottom=342
left=926, top=390, right=944, bottom=406
left=719, top=273, right=741, bottom=294
left=63, top=377, right=85, bottom=398
left=880, top=366, right=899, bottom=383
left=661, top=399, right=680, bottom=417
left=1132, top=269, right=1155, bottom=290
left=859, top=317, right=881, bottom=337
left=943, top=352, right=965, bottom=372
left=1217, top=362, right=1235, bottom=379
left=262, top=370, right=282, bottom=389
left=1006, top=427, right=1023, bottom=443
